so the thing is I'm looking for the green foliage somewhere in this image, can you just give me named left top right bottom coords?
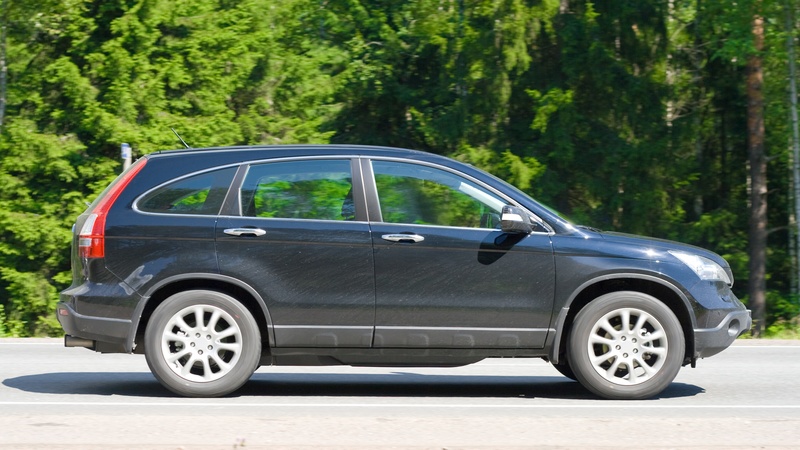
left=688, top=211, right=750, bottom=279
left=1, top=0, right=799, bottom=336
left=254, top=179, right=352, bottom=221
left=1, top=0, right=345, bottom=336
left=763, top=291, right=800, bottom=338
left=765, top=318, right=800, bottom=339
left=453, top=145, right=545, bottom=193
left=0, top=121, right=87, bottom=336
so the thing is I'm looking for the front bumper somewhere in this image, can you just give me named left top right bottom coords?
left=694, top=309, right=752, bottom=359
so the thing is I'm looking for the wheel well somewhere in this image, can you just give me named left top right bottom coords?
left=557, top=278, right=694, bottom=365
left=133, top=279, right=270, bottom=354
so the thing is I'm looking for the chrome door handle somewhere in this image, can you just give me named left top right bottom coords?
left=381, top=233, right=425, bottom=243
left=224, top=228, right=267, bottom=237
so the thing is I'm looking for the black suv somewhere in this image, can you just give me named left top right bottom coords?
left=58, top=145, right=750, bottom=399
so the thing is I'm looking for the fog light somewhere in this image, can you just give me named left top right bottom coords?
left=58, top=308, right=69, bottom=316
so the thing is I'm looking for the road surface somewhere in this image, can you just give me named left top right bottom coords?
left=1, top=338, right=799, bottom=449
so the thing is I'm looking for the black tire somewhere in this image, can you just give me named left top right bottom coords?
left=144, top=290, right=261, bottom=397
left=567, top=291, right=684, bottom=400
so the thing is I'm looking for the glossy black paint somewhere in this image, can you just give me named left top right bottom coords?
left=216, top=216, right=375, bottom=348
left=370, top=224, right=553, bottom=348
left=58, top=145, right=750, bottom=367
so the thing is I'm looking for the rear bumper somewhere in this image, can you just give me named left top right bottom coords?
left=56, top=302, right=132, bottom=353
left=57, top=301, right=132, bottom=353
left=694, top=309, right=752, bottom=359
left=58, top=273, right=143, bottom=353
left=57, top=278, right=142, bottom=353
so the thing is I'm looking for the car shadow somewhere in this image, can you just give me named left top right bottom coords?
left=2, top=371, right=705, bottom=400
left=2, top=372, right=172, bottom=397
left=243, top=372, right=704, bottom=400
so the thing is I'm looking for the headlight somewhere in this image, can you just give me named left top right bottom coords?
left=669, top=251, right=732, bottom=285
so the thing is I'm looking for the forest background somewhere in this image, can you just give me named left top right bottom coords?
left=1, top=0, right=799, bottom=338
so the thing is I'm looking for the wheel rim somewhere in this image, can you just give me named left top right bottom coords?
left=160, top=304, right=243, bottom=383
left=586, top=307, right=669, bottom=386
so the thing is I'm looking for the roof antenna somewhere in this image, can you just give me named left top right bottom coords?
left=171, top=128, right=191, bottom=149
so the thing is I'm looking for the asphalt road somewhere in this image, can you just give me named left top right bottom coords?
left=1, top=338, right=799, bottom=449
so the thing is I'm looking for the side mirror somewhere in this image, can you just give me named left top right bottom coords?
left=500, top=205, right=533, bottom=234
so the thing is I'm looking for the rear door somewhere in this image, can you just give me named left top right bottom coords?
left=215, top=157, right=375, bottom=348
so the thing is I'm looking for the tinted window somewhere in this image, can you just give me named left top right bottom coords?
left=138, top=167, right=236, bottom=215
left=372, top=161, right=505, bottom=228
left=241, top=160, right=354, bottom=221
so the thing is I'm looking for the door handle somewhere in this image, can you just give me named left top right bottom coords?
left=224, top=228, right=267, bottom=237
left=381, top=233, right=425, bottom=243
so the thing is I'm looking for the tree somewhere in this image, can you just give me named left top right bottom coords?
left=0, top=0, right=345, bottom=335
left=1, top=0, right=799, bottom=336
left=747, top=4, right=767, bottom=336
left=787, top=0, right=800, bottom=314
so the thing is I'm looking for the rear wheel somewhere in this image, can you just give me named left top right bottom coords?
left=567, top=291, right=684, bottom=400
left=144, top=290, right=261, bottom=397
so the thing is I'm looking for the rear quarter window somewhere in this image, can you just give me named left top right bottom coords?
left=137, top=167, right=236, bottom=215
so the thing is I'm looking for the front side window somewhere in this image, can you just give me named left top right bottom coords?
left=372, top=161, right=505, bottom=228
left=137, top=167, right=236, bottom=215
left=241, top=159, right=354, bottom=221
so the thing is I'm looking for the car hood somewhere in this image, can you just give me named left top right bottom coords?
left=594, top=230, right=730, bottom=269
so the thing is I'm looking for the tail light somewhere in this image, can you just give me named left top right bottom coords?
left=78, top=159, right=148, bottom=258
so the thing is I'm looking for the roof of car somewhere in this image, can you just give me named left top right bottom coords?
left=149, top=144, right=439, bottom=160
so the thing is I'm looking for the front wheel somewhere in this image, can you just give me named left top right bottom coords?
left=567, top=291, right=685, bottom=400
left=144, top=290, right=261, bottom=397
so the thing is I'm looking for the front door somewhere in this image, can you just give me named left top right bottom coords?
left=366, top=160, right=555, bottom=349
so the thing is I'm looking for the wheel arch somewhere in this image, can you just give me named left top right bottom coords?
left=131, top=274, right=275, bottom=353
left=549, top=274, right=696, bottom=366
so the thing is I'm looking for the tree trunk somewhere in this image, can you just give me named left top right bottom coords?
left=786, top=0, right=800, bottom=300
left=747, top=8, right=767, bottom=337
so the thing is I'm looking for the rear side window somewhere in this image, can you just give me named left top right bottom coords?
left=241, top=159, right=354, bottom=221
left=137, top=167, right=236, bottom=215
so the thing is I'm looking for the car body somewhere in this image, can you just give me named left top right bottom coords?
left=58, top=145, right=751, bottom=399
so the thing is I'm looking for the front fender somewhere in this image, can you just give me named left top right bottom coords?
left=548, top=273, right=695, bottom=364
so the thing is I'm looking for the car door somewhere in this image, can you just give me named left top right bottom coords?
left=215, top=158, right=375, bottom=348
left=366, top=159, right=555, bottom=349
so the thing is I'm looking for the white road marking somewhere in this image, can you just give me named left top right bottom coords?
left=0, top=401, right=798, bottom=409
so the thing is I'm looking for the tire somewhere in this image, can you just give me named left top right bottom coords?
left=567, top=291, right=684, bottom=400
left=144, top=290, right=261, bottom=397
